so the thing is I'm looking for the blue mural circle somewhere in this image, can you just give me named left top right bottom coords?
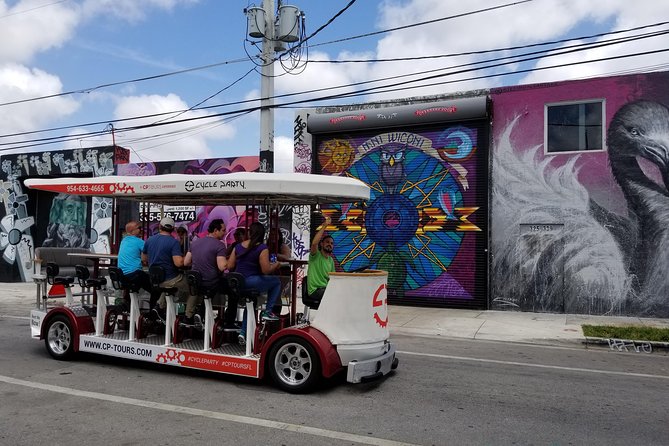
left=331, top=147, right=466, bottom=290
left=366, top=194, right=418, bottom=248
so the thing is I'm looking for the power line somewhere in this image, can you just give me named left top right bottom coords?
left=276, top=0, right=357, bottom=57
left=0, top=0, right=68, bottom=20
left=151, top=68, right=255, bottom=125
left=2, top=21, right=662, bottom=143
left=307, top=21, right=669, bottom=64
left=326, top=48, right=669, bottom=102
left=2, top=45, right=667, bottom=153
left=0, top=57, right=249, bottom=108
left=308, top=0, right=533, bottom=49
left=0, top=0, right=532, bottom=108
left=0, top=24, right=665, bottom=150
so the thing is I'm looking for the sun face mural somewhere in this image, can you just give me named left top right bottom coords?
left=316, top=126, right=487, bottom=305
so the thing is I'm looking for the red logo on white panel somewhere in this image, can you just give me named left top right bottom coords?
left=372, top=284, right=388, bottom=328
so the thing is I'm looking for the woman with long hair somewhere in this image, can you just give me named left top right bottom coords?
left=228, top=222, right=282, bottom=345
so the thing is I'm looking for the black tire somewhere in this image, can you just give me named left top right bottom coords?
left=268, top=336, right=321, bottom=393
left=45, top=315, right=75, bottom=360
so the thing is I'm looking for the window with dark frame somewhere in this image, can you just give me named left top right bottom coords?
left=545, top=100, right=604, bottom=153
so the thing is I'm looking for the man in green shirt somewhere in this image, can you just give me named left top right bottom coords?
left=307, top=215, right=335, bottom=304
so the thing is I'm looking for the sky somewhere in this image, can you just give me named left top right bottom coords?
left=1, top=0, right=668, bottom=172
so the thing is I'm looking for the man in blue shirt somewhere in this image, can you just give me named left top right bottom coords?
left=142, top=217, right=190, bottom=315
left=117, top=220, right=158, bottom=308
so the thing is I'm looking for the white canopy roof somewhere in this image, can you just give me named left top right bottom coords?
left=23, top=172, right=370, bottom=206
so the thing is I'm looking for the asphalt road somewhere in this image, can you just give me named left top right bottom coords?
left=1, top=315, right=668, bottom=446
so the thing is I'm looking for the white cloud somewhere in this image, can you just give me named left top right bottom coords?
left=0, top=63, right=79, bottom=146
left=275, top=0, right=669, bottom=105
left=0, top=0, right=201, bottom=65
left=275, top=50, right=364, bottom=104
left=243, top=88, right=261, bottom=112
left=80, top=0, right=199, bottom=22
left=274, top=135, right=293, bottom=173
left=521, top=3, right=669, bottom=84
left=0, top=1, right=79, bottom=64
left=101, top=93, right=236, bottom=162
left=0, top=0, right=208, bottom=154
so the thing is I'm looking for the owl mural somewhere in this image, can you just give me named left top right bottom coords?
left=316, top=125, right=482, bottom=305
left=380, top=143, right=406, bottom=192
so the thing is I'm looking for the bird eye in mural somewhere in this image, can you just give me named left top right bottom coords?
left=317, top=127, right=484, bottom=305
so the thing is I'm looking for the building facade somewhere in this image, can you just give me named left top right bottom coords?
left=294, top=96, right=490, bottom=309
left=297, top=70, right=669, bottom=317
left=489, top=71, right=669, bottom=317
left=6, top=70, right=669, bottom=318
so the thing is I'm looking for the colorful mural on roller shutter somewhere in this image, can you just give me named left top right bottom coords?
left=315, top=125, right=487, bottom=306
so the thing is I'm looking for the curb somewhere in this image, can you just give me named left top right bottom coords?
left=583, top=336, right=669, bottom=352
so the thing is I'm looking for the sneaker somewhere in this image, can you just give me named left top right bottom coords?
left=261, top=310, right=279, bottom=321
left=238, top=333, right=246, bottom=346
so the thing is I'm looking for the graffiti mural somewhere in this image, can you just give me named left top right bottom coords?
left=0, top=180, right=34, bottom=281
left=117, top=156, right=262, bottom=247
left=292, top=111, right=313, bottom=266
left=490, top=71, right=669, bottom=317
left=0, top=146, right=126, bottom=282
left=43, top=194, right=88, bottom=247
left=315, top=126, right=487, bottom=306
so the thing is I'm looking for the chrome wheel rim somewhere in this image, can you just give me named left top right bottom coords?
left=274, top=342, right=312, bottom=387
left=47, top=321, right=71, bottom=355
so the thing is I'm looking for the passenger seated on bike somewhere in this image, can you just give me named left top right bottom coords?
left=225, top=227, right=246, bottom=259
left=228, top=222, right=282, bottom=344
left=183, top=219, right=239, bottom=329
left=267, top=229, right=291, bottom=262
left=307, top=215, right=335, bottom=303
left=142, top=217, right=190, bottom=319
left=117, top=220, right=160, bottom=309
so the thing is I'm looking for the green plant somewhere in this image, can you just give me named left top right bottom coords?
left=582, top=324, right=669, bottom=342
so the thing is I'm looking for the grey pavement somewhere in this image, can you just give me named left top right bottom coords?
left=2, top=281, right=668, bottom=346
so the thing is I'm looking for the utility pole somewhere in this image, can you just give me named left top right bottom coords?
left=259, top=0, right=275, bottom=173
left=246, top=1, right=302, bottom=173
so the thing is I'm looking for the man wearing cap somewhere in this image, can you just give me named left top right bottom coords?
left=117, top=220, right=159, bottom=309
left=142, top=217, right=190, bottom=317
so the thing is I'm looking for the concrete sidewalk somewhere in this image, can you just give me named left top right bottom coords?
left=389, top=305, right=669, bottom=346
left=2, top=282, right=668, bottom=346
